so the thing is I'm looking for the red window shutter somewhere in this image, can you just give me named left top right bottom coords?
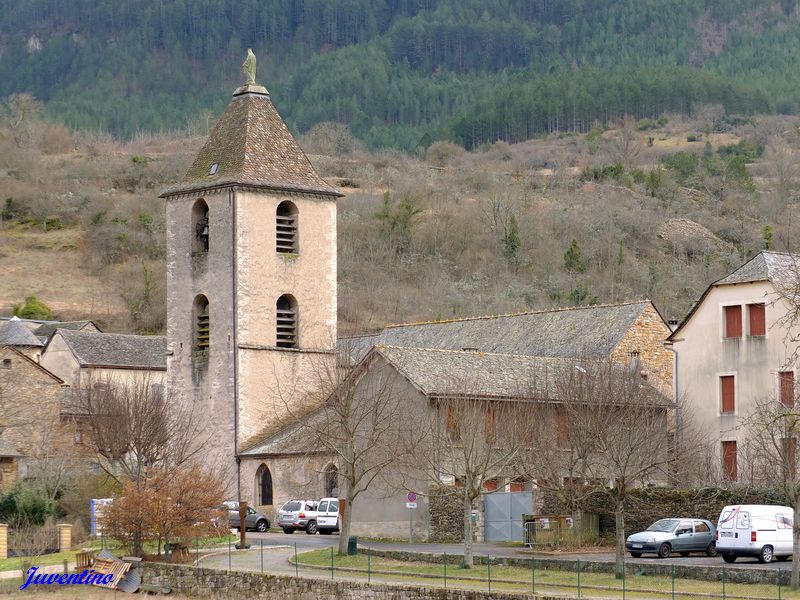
left=510, top=481, right=525, bottom=492
left=722, top=441, right=737, bottom=481
left=780, top=371, right=795, bottom=407
left=783, top=437, right=797, bottom=478
left=721, top=376, right=735, bottom=413
left=724, top=306, right=742, bottom=338
left=483, top=479, right=498, bottom=492
left=749, top=303, right=766, bottom=336
left=556, top=412, right=568, bottom=448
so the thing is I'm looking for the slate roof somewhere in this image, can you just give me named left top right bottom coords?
left=240, top=408, right=328, bottom=456
left=341, top=301, right=654, bottom=364
left=669, top=251, right=800, bottom=340
left=0, top=317, right=45, bottom=347
left=57, top=330, right=166, bottom=370
left=161, top=84, right=342, bottom=198
left=715, top=251, right=800, bottom=288
left=33, top=320, right=99, bottom=341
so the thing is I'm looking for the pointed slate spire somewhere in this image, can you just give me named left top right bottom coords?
left=162, top=52, right=341, bottom=198
left=0, top=317, right=45, bottom=348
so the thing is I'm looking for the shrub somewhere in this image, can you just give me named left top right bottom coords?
left=427, top=141, right=465, bottom=167
left=12, top=295, right=54, bottom=320
left=663, top=151, right=699, bottom=183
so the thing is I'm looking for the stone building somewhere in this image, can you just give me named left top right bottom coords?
left=161, top=75, right=341, bottom=493
left=667, top=250, right=800, bottom=482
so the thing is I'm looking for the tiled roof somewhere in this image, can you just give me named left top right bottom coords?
left=57, top=330, right=166, bottom=370
left=341, top=301, right=653, bottom=364
left=33, top=320, right=99, bottom=341
left=0, top=317, right=44, bottom=347
left=240, top=409, right=327, bottom=456
left=376, top=345, right=565, bottom=398
left=162, top=85, right=341, bottom=198
left=715, top=251, right=800, bottom=287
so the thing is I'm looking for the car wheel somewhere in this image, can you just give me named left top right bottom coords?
left=657, top=543, right=671, bottom=559
left=306, top=520, right=317, bottom=534
left=759, top=545, right=774, bottom=563
left=319, top=529, right=332, bottom=535
left=722, top=553, right=737, bottom=563
left=282, top=527, right=295, bottom=534
left=705, top=542, right=717, bottom=558
left=629, top=552, right=642, bottom=558
left=679, top=552, right=690, bottom=557
left=256, top=519, right=268, bottom=532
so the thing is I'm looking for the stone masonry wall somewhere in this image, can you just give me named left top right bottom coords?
left=138, top=562, right=569, bottom=599
left=611, top=303, right=673, bottom=395
left=429, top=488, right=464, bottom=542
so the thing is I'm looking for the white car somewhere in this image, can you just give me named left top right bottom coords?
left=316, top=497, right=340, bottom=535
left=277, top=499, right=318, bottom=534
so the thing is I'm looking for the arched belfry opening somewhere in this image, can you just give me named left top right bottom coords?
left=276, top=294, right=298, bottom=348
left=323, top=463, right=338, bottom=497
left=276, top=201, right=298, bottom=253
left=256, top=463, right=273, bottom=506
left=192, top=199, right=209, bottom=253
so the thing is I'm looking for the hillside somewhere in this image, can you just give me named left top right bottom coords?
left=1, top=1, right=800, bottom=148
left=1, top=107, right=797, bottom=335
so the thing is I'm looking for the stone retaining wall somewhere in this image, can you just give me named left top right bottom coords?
left=361, top=548, right=791, bottom=586
left=138, top=562, right=569, bottom=599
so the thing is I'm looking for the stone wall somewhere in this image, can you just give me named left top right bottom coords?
left=611, top=303, right=673, bottom=395
left=429, top=488, right=464, bottom=542
left=138, top=562, right=567, bottom=599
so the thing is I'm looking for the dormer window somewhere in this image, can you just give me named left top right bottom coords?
left=276, top=201, right=298, bottom=253
left=193, top=199, right=209, bottom=253
left=276, top=294, right=298, bottom=348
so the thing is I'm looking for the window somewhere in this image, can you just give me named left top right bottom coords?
left=256, top=464, right=273, bottom=505
left=556, top=411, right=568, bottom=448
left=276, top=294, right=298, bottom=348
left=192, top=199, right=209, bottom=253
left=1, top=359, right=10, bottom=369
left=778, top=514, right=794, bottom=529
left=324, top=463, right=338, bottom=497
left=720, top=375, right=735, bottom=414
left=694, top=521, right=710, bottom=533
left=780, top=371, right=795, bottom=407
left=722, top=441, right=737, bottom=481
left=724, top=305, right=742, bottom=338
left=483, top=479, right=499, bottom=492
left=509, top=480, right=526, bottom=493
left=748, top=303, right=766, bottom=336
left=74, top=425, right=82, bottom=445
left=276, top=201, right=298, bottom=253
left=446, top=405, right=460, bottom=442
left=194, top=295, right=210, bottom=349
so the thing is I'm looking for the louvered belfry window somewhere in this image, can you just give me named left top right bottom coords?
left=196, top=296, right=210, bottom=349
left=276, top=201, right=298, bottom=253
left=276, top=294, right=298, bottom=348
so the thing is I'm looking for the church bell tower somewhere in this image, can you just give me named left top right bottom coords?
left=161, top=53, right=341, bottom=494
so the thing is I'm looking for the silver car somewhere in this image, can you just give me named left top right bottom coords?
left=223, top=501, right=270, bottom=532
left=277, top=499, right=318, bottom=534
left=626, top=518, right=717, bottom=558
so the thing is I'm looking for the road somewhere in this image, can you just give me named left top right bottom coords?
left=215, top=531, right=792, bottom=572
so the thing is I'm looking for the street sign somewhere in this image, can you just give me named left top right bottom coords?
left=406, top=502, right=417, bottom=509
left=406, top=491, right=417, bottom=502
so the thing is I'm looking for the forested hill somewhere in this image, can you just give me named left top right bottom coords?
left=2, top=0, right=800, bottom=149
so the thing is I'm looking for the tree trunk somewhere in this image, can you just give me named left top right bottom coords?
left=792, top=501, right=800, bottom=590
left=615, top=498, right=625, bottom=579
left=463, top=487, right=474, bottom=569
left=573, top=505, right=583, bottom=548
left=338, top=498, right=353, bottom=556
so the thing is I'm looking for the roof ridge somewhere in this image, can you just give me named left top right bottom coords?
left=376, top=344, right=570, bottom=361
left=382, top=299, right=650, bottom=329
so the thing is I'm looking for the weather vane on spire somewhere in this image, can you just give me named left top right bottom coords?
left=242, top=49, right=257, bottom=86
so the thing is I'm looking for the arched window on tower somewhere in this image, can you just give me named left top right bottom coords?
left=276, top=201, right=298, bottom=253
left=323, top=463, right=338, bottom=497
left=192, top=199, right=209, bottom=253
left=255, top=464, right=273, bottom=506
left=194, top=295, right=210, bottom=349
left=276, top=294, right=298, bottom=348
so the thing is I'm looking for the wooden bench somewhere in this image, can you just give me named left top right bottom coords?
left=91, top=557, right=131, bottom=589
left=139, top=583, right=172, bottom=595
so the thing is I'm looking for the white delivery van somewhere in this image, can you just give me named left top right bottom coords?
left=716, top=504, right=794, bottom=563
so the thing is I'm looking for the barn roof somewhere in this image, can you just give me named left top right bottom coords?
left=56, top=330, right=166, bottom=370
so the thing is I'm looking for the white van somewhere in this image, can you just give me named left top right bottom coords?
left=316, top=497, right=340, bottom=535
left=716, top=504, right=794, bottom=563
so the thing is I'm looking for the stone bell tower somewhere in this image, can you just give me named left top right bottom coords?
left=161, top=54, right=341, bottom=495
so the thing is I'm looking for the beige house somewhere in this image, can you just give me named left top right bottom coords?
left=667, top=251, right=800, bottom=482
left=41, top=329, right=166, bottom=390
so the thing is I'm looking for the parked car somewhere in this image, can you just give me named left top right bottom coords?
left=626, top=518, right=717, bottom=558
left=316, top=497, right=340, bottom=535
left=716, top=504, right=794, bottom=563
left=277, top=499, right=318, bottom=534
left=222, top=501, right=271, bottom=532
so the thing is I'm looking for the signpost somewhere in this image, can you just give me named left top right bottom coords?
left=406, top=492, right=417, bottom=543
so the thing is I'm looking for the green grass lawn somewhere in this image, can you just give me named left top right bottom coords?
left=294, top=548, right=799, bottom=600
